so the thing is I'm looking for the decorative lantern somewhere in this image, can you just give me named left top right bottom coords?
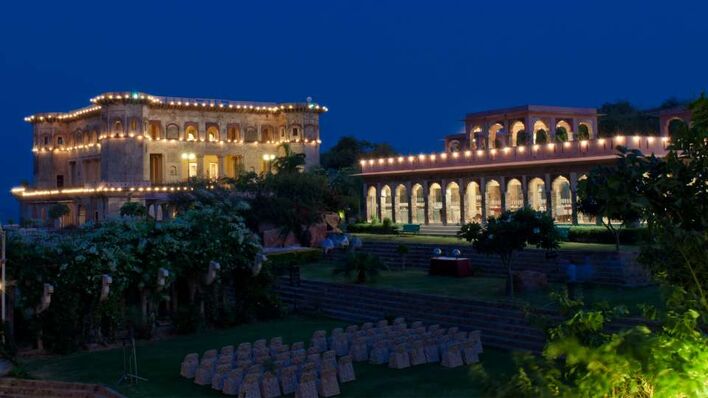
left=99, top=274, right=112, bottom=301
left=37, top=283, right=54, bottom=313
left=433, top=248, right=442, bottom=256
left=451, top=249, right=461, bottom=257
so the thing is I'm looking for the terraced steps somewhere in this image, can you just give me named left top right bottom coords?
left=0, top=378, right=123, bottom=398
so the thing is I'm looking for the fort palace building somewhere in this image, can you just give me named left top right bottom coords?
left=359, top=105, right=689, bottom=228
left=13, top=92, right=326, bottom=226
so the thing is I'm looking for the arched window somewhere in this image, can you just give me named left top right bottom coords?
left=533, top=120, right=549, bottom=144
left=449, top=140, right=461, bottom=152
left=488, top=123, right=504, bottom=149
left=56, top=136, right=64, bottom=146
left=207, top=126, right=219, bottom=142
left=555, top=120, right=572, bottom=142
left=227, top=125, right=241, bottom=142
left=113, top=120, right=123, bottom=134
left=150, top=124, right=160, bottom=140
left=185, top=126, right=198, bottom=141
left=166, top=124, right=179, bottom=140
left=245, top=127, right=259, bottom=143
left=511, top=121, right=526, bottom=146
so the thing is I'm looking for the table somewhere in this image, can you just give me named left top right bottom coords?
left=429, top=257, right=473, bottom=277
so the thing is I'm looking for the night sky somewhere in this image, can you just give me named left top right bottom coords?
left=1, top=0, right=707, bottom=221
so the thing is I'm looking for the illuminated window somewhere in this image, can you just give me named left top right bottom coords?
left=188, top=162, right=198, bottom=177
left=57, top=136, right=64, bottom=146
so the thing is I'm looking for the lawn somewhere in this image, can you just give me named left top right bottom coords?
left=22, top=315, right=515, bottom=398
left=299, top=261, right=662, bottom=312
left=353, top=233, right=638, bottom=252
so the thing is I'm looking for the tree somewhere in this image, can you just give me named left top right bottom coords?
left=458, top=207, right=560, bottom=297
left=554, top=127, right=568, bottom=142
left=576, top=155, right=645, bottom=251
left=120, top=201, right=147, bottom=218
left=321, top=136, right=397, bottom=170
left=333, top=252, right=387, bottom=283
left=47, top=203, right=70, bottom=228
left=535, top=129, right=548, bottom=144
left=598, top=100, right=659, bottom=137
left=272, top=143, right=306, bottom=174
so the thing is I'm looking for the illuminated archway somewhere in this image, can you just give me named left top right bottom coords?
left=428, top=183, right=443, bottom=224
left=411, top=184, right=425, bottom=224
left=485, top=180, right=502, bottom=219
left=578, top=122, right=592, bottom=140
left=488, top=122, right=504, bottom=149
left=445, top=182, right=461, bottom=224
left=511, top=121, right=526, bottom=146
left=207, top=126, right=219, bottom=142
left=367, top=186, right=378, bottom=222
left=552, top=176, right=572, bottom=223
left=465, top=181, right=482, bottom=223
left=505, top=179, right=523, bottom=211
left=555, top=120, right=572, bottom=142
left=381, top=185, right=393, bottom=222
left=185, top=126, right=198, bottom=141
left=394, top=184, right=409, bottom=223
left=528, top=178, right=547, bottom=212
left=533, top=120, right=549, bottom=144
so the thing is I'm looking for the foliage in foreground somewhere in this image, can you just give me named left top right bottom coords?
left=333, top=252, right=388, bottom=284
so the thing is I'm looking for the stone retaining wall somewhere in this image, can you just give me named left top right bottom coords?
left=275, top=279, right=555, bottom=352
left=334, top=240, right=650, bottom=286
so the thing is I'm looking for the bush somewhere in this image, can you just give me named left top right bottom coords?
left=566, top=226, right=648, bottom=245
left=266, top=249, right=323, bottom=275
left=172, top=305, right=203, bottom=335
left=346, top=222, right=399, bottom=234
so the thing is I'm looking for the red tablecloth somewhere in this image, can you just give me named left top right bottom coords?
left=429, top=257, right=473, bottom=277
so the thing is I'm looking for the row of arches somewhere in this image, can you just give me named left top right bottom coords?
left=468, top=119, right=594, bottom=150
left=367, top=176, right=592, bottom=225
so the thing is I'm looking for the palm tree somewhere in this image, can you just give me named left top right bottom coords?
left=333, top=253, right=387, bottom=283
left=272, top=143, right=306, bottom=174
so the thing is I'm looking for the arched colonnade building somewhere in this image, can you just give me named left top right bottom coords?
left=360, top=105, right=680, bottom=226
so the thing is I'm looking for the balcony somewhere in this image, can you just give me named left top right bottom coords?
left=359, top=136, right=669, bottom=175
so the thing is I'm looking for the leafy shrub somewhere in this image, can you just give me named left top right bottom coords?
left=346, top=222, right=399, bottom=234
left=333, top=252, right=388, bottom=283
left=567, top=226, right=648, bottom=245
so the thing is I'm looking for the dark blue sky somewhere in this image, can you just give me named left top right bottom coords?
left=1, top=0, right=707, bottom=221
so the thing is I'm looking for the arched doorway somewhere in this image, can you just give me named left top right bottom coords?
left=470, top=126, right=483, bottom=149
left=395, top=184, right=409, bottom=223
left=510, top=121, right=526, bottom=146
left=380, top=185, right=393, bottom=222
left=528, top=178, right=547, bottom=212
left=412, top=184, right=425, bottom=224
left=465, top=182, right=482, bottom=223
left=505, top=179, right=523, bottom=211
left=367, top=186, right=378, bottom=222
left=533, top=120, right=549, bottom=144
left=488, top=123, right=504, bottom=149
left=552, top=176, right=572, bottom=223
left=485, top=180, right=502, bottom=219
left=428, top=183, right=443, bottom=224
left=445, top=182, right=461, bottom=224
left=555, top=120, right=572, bottom=142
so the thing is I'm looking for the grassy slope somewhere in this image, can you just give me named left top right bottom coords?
left=22, top=315, right=514, bottom=398
left=301, top=262, right=662, bottom=312
left=353, top=233, right=638, bottom=252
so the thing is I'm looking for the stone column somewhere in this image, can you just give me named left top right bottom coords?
left=480, top=177, right=487, bottom=223
left=390, top=183, right=397, bottom=224
left=525, top=116, right=534, bottom=145
left=458, top=178, right=466, bottom=224
left=406, top=182, right=413, bottom=224
left=196, top=154, right=205, bottom=178
left=423, top=181, right=430, bottom=225
left=545, top=173, right=553, bottom=218
left=376, top=183, right=383, bottom=222
left=570, top=172, right=579, bottom=225
left=440, top=180, right=448, bottom=225
left=549, top=117, right=557, bottom=142
left=572, top=119, right=580, bottom=141
left=521, top=175, right=529, bottom=208
left=503, top=120, right=510, bottom=146
left=499, top=176, right=506, bottom=212
left=217, top=155, right=225, bottom=179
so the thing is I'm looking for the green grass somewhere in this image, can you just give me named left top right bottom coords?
left=22, top=315, right=515, bottom=398
left=301, top=261, right=662, bottom=312
left=353, top=233, right=638, bottom=252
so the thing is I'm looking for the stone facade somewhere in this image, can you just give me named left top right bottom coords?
left=360, top=105, right=672, bottom=225
left=14, top=92, right=326, bottom=226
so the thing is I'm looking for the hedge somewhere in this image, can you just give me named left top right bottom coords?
left=565, top=226, right=649, bottom=245
left=346, top=223, right=399, bottom=235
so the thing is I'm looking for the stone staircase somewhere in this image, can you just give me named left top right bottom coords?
left=275, top=279, right=553, bottom=353
left=0, top=378, right=124, bottom=398
left=418, top=224, right=462, bottom=236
